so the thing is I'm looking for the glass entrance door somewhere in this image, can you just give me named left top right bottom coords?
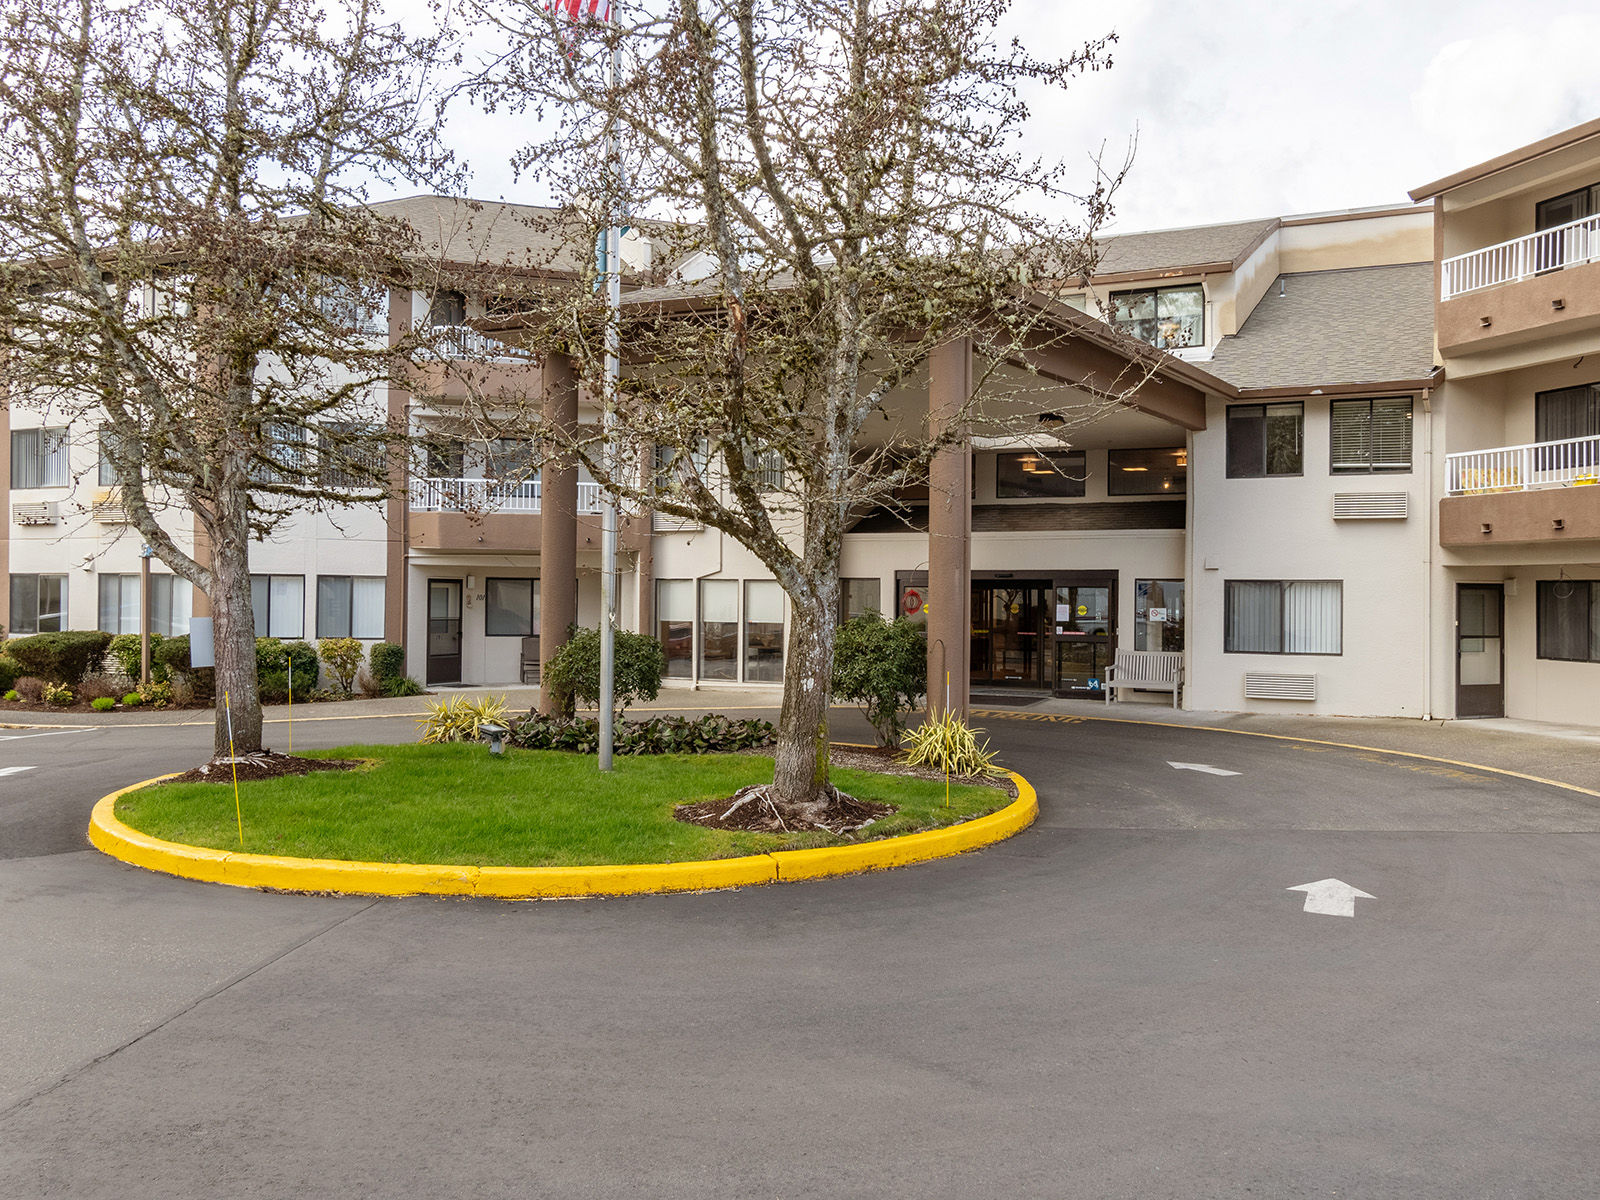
left=1054, top=581, right=1116, bottom=697
left=1456, top=584, right=1504, bottom=718
left=427, top=579, right=463, bottom=685
left=970, top=583, right=1048, bottom=687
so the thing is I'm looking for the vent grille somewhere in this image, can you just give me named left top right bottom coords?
left=11, top=501, right=57, bottom=525
left=653, top=512, right=702, bottom=533
left=1244, top=672, right=1317, bottom=701
left=92, top=497, right=131, bottom=524
left=1332, top=491, right=1409, bottom=520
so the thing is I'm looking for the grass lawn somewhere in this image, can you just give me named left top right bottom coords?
left=115, top=744, right=1013, bottom=867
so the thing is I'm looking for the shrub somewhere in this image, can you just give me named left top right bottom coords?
left=417, top=694, right=510, bottom=744
left=0, top=653, right=21, bottom=694
left=832, top=614, right=927, bottom=748
left=43, top=681, right=74, bottom=707
left=138, top=680, right=174, bottom=709
left=383, top=675, right=425, bottom=698
left=153, top=634, right=191, bottom=675
left=4, top=690, right=18, bottom=702
left=91, top=696, right=116, bottom=712
left=369, top=641, right=406, bottom=687
left=255, top=638, right=316, bottom=700
left=508, top=712, right=776, bottom=755
left=317, top=638, right=364, bottom=694
left=901, top=710, right=1006, bottom=778
left=122, top=692, right=145, bottom=707
left=107, top=633, right=169, bottom=683
left=541, top=625, right=666, bottom=720
left=5, top=631, right=114, bottom=684
left=13, top=676, right=45, bottom=702
left=77, top=672, right=123, bottom=702
left=355, top=666, right=382, bottom=698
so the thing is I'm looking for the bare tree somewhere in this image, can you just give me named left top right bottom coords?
left=462, top=0, right=1140, bottom=821
left=0, top=0, right=456, bottom=757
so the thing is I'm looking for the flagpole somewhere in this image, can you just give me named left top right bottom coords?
left=597, top=5, right=620, bottom=772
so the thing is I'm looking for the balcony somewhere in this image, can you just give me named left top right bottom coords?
left=1440, top=435, right=1600, bottom=547
left=1442, top=214, right=1600, bottom=300
left=409, top=476, right=603, bottom=514
left=1437, top=216, right=1600, bottom=360
left=429, top=324, right=532, bottom=362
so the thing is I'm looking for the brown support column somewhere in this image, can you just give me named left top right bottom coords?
left=0, top=379, right=10, bottom=634
left=190, top=511, right=213, bottom=618
left=635, top=442, right=655, bottom=637
left=538, top=353, right=579, bottom=715
left=927, top=337, right=972, bottom=720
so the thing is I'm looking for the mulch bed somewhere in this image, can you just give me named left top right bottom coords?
left=159, top=753, right=362, bottom=785
left=676, top=785, right=894, bottom=835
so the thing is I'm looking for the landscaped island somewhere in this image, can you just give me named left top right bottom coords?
left=114, top=744, right=1013, bottom=868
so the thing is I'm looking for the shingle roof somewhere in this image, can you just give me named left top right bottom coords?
left=366, top=195, right=590, bottom=271
left=1205, top=263, right=1437, bottom=389
left=1092, top=218, right=1278, bottom=277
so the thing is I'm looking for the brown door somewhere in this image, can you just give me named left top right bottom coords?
left=427, top=579, right=463, bottom=685
left=1456, top=584, right=1504, bottom=719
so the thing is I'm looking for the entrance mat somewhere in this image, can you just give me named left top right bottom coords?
left=970, top=692, right=1049, bottom=708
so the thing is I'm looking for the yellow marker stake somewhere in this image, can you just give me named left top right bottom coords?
left=225, top=690, right=244, bottom=848
left=945, top=670, right=951, bottom=809
left=286, top=661, right=292, bottom=756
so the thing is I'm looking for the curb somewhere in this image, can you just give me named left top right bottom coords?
left=87, top=771, right=1038, bottom=900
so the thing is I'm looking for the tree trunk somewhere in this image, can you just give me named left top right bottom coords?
left=769, top=580, right=838, bottom=821
left=209, top=493, right=262, bottom=760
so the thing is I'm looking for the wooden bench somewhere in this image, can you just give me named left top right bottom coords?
left=1104, top=650, right=1183, bottom=708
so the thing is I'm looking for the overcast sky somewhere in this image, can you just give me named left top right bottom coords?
left=433, top=0, right=1600, bottom=235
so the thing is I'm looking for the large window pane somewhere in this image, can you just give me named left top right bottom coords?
left=10, top=427, right=69, bottom=489
left=251, top=575, right=305, bottom=639
left=839, top=578, right=882, bottom=623
left=699, top=579, right=738, bottom=681
left=10, top=573, right=65, bottom=634
left=351, top=578, right=384, bottom=638
left=995, top=450, right=1084, bottom=498
left=485, top=578, right=537, bottom=637
left=317, top=576, right=353, bottom=638
left=1225, top=581, right=1283, bottom=653
left=1331, top=398, right=1411, bottom=474
left=1264, top=404, right=1304, bottom=475
left=1535, top=383, right=1600, bottom=443
left=1225, top=580, right=1341, bottom=655
left=1109, top=285, right=1203, bottom=349
left=1283, top=581, right=1341, bottom=654
left=1134, top=579, right=1184, bottom=651
left=1108, top=447, right=1187, bottom=495
left=744, top=581, right=784, bottom=682
left=1537, top=580, right=1595, bottom=662
left=657, top=579, right=693, bottom=678
left=149, top=576, right=192, bottom=637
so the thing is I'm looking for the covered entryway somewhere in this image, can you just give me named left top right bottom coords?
left=427, top=579, right=464, bottom=685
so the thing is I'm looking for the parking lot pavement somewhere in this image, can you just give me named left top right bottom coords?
left=7, top=707, right=1600, bottom=1195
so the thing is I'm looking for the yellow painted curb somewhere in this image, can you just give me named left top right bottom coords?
left=88, top=769, right=1037, bottom=900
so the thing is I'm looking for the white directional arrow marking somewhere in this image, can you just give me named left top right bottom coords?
left=1167, top=761, right=1240, bottom=776
left=0, top=766, right=36, bottom=777
left=1287, top=878, right=1374, bottom=918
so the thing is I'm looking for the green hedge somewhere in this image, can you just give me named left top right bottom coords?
left=541, top=625, right=666, bottom=718
left=0, top=653, right=21, bottom=693
left=369, top=641, right=405, bottom=684
left=508, top=713, right=775, bottom=755
left=4, top=631, right=113, bottom=684
left=108, top=633, right=170, bottom=683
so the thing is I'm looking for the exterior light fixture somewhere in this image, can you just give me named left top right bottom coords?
left=479, top=722, right=510, bottom=755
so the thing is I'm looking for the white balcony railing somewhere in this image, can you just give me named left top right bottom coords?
left=429, top=324, right=532, bottom=362
left=1441, top=213, right=1600, bottom=300
left=409, top=476, right=605, bottom=514
left=1445, top=435, right=1600, bottom=496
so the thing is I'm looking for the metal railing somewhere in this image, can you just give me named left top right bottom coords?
left=1441, top=212, right=1600, bottom=300
left=409, top=476, right=606, bottom=515
left=1445, top=434, right=1600, bottom=495
left=428, top=324, right=532, bottom=362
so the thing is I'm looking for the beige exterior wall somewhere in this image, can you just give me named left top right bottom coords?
left=1278, top=210, right=1433, bottom=273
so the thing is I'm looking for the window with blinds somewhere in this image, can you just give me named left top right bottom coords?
left=1330, top=398, right=1412, bottom=474
left=1536, top=580, right=1600, bottom=663
left=10, top=427, right=70, bottom=489
left=1224, top=580, right=1342, bottom=655
left=1535, top=383, right=1600, bottom=443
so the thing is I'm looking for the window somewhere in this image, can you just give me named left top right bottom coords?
left=314, top=277, right=387, bottom=334
left=741, top=446, right=785, bottom=490
left=1109, top=284, right=1204, bottom=350
left=655, top=440, right=710, bottom=493
left=318, top=422, right=388, bottom=490
left=839, top=578, right=882, bottom=623
left=657, top=579, right=693, bottom=678
left=428, top=289, right=466, bottom=326
left=1225, top=580, right=1341, bottom=655
left=97, top=574, right=191, bottom=636
left=1537, top=580, right=1600, bottom=663
left=317, top=576, right=385, bottom=639
left=250, top=575, right=305, bottom=638
left=484, top=438, right=538, bottom=481
left=97, top=427, right=122, bottom=487
left=1330, top=398, right=1412, bottom=474
left=10, top=427, right=69, bottom=489
left=744, top=581, right=785, bottom=682
left=423, top=438, right=466, bottom=480
left=483, top=578, right=537, bottom=638
left=1536, top=383, right=1600, bottom=443
left=9, top=574, right=64, bottom=634
left=996, top=450, right=1085, bottom=499
left=1135, top=579, right=1184, bottom=651
left=1226, top=403, right=1303, bottom=478
left=1108, top=447, right=1187, bottom=495
left=699, top=579, right=738, bottom=681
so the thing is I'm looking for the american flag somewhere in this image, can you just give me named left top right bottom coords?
left=548, top=0, right=612, bottom=20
